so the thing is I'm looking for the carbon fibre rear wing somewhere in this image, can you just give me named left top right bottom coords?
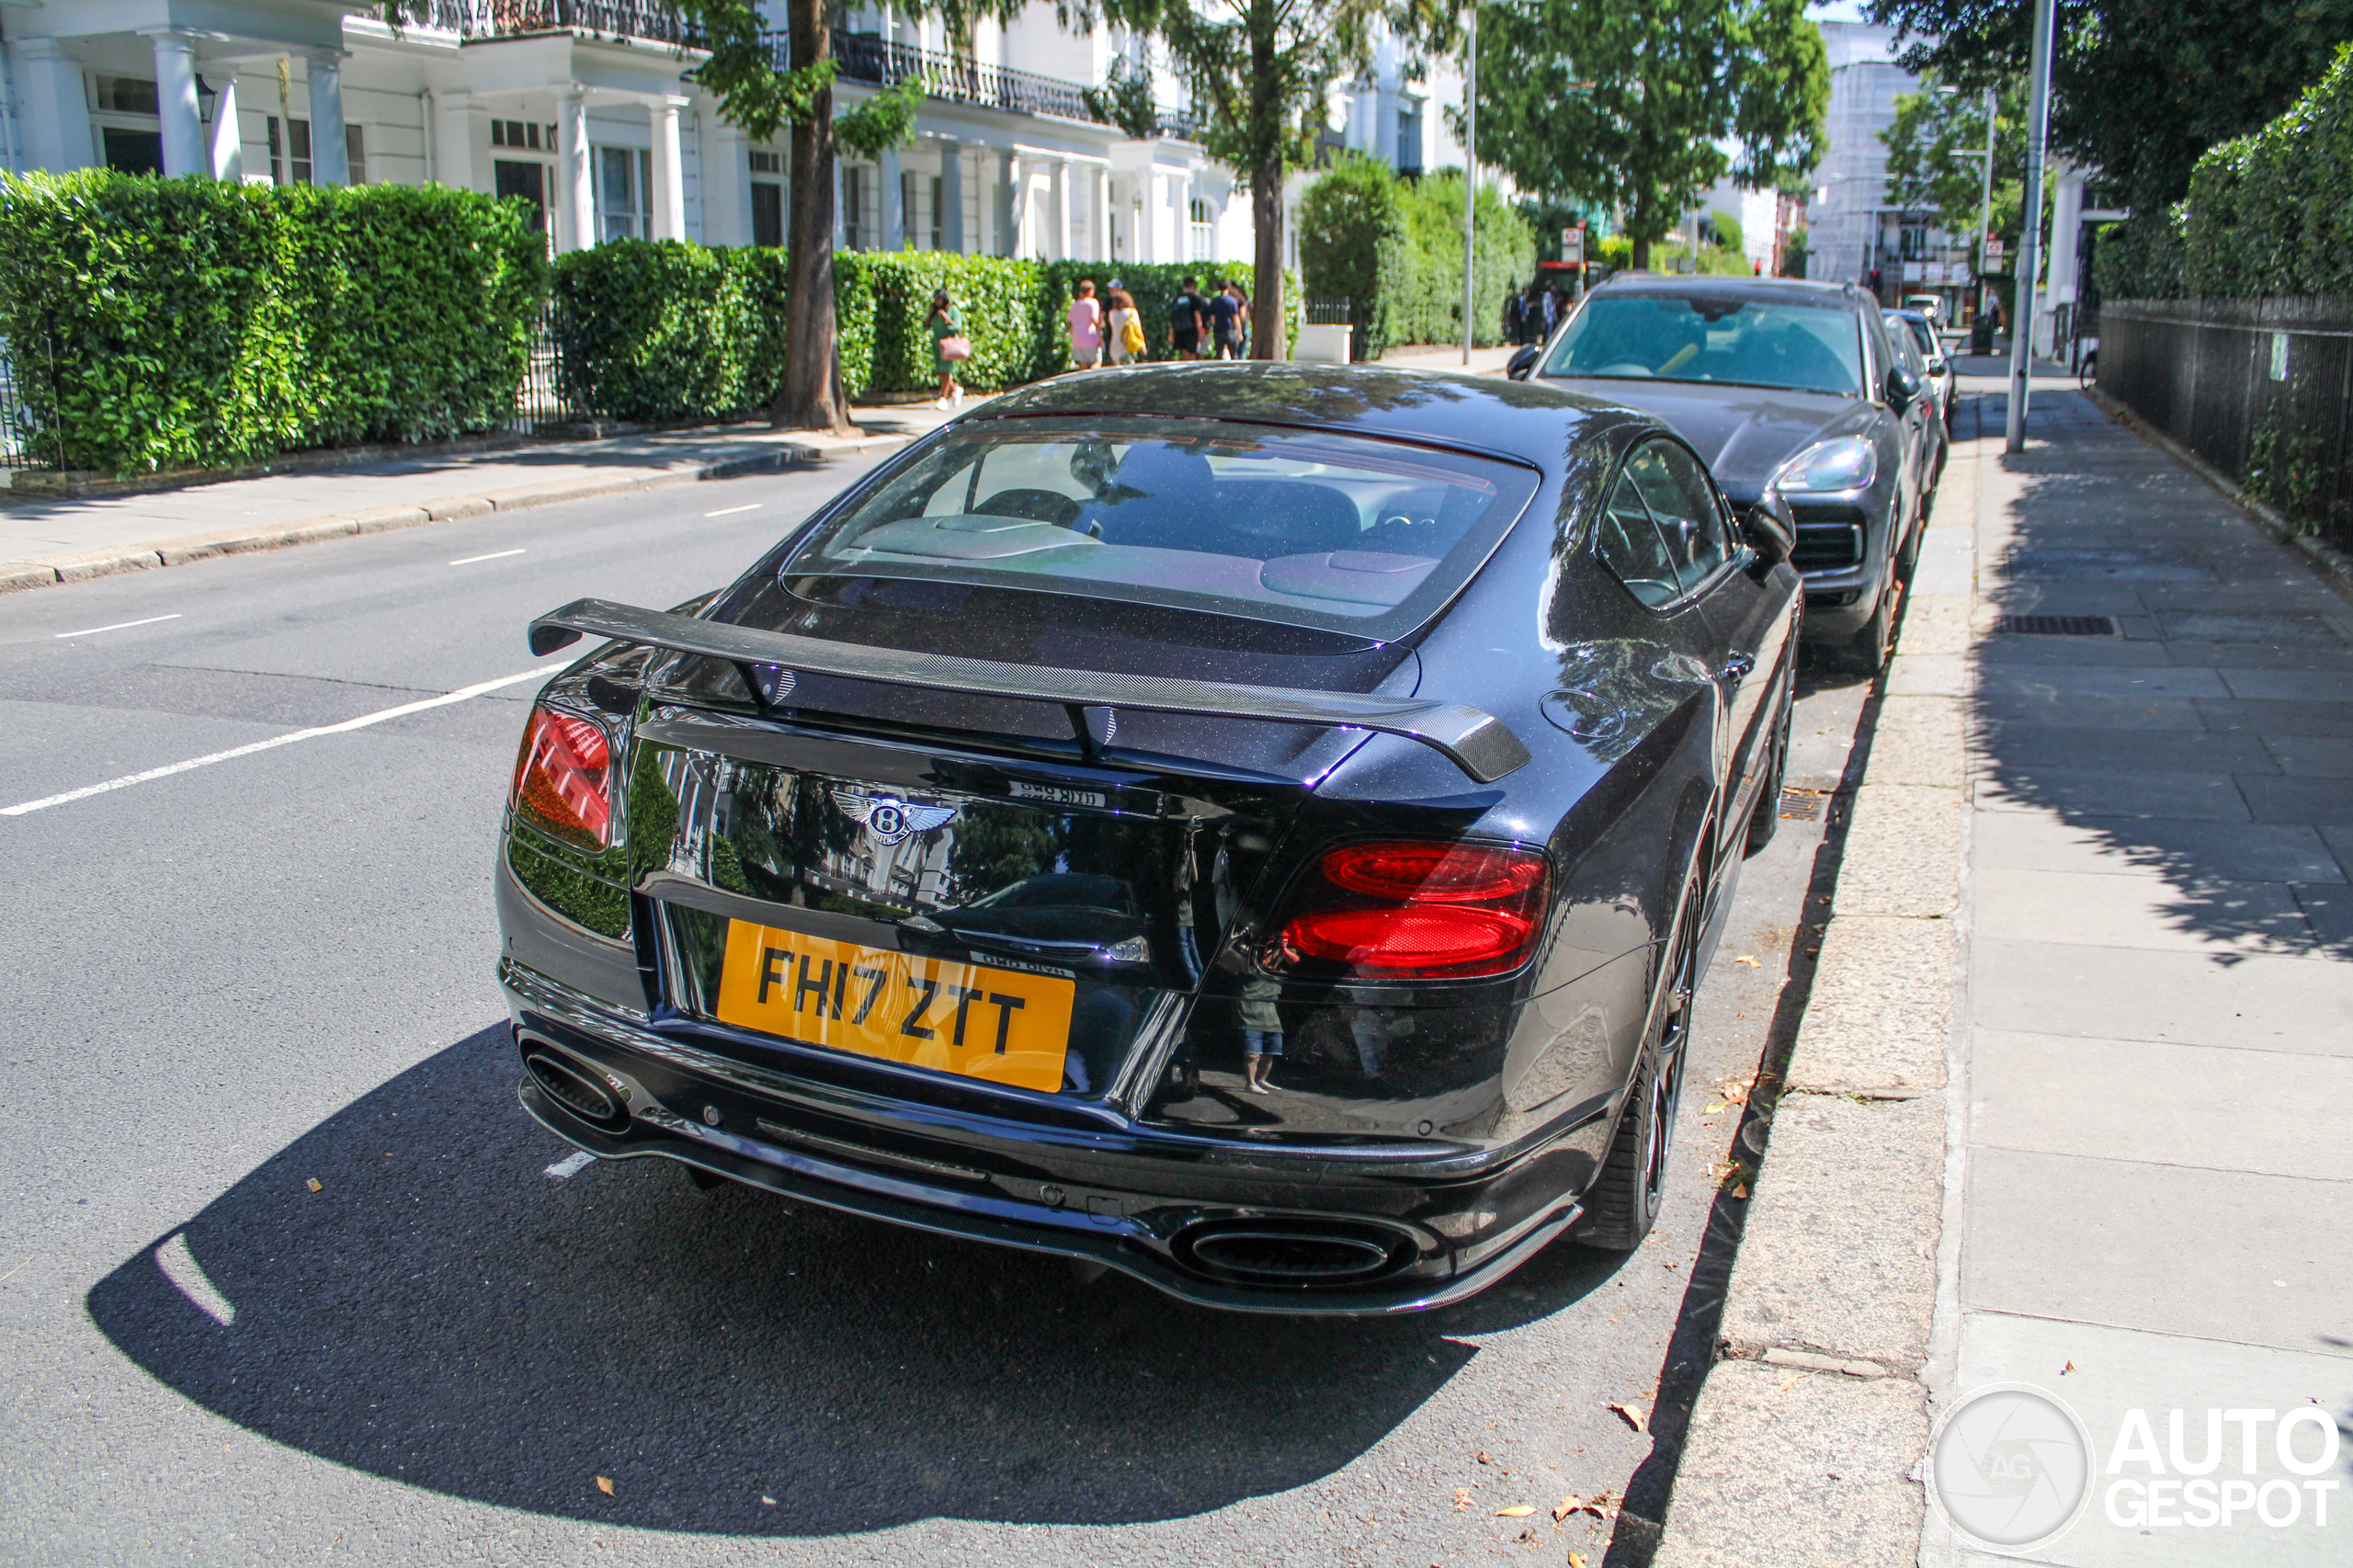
left=528, top=597, right=1530, bottom=783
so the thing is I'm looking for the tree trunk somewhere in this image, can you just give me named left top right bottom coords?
left=772, top=0, right=853, bottom=435
left=1631, top=233, right=1650, bottom=270
left=1252, top=155, right=1283, bottom=359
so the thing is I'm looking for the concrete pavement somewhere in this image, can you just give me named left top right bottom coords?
left=1651, top=373, right=2353, bottom=1566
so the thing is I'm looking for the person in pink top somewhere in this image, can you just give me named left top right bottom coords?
left=1068, top=279, right=1103, bottom=370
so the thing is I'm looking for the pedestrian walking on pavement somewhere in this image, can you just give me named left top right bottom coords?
left=1230, top=279, right=1254, bottom=358
left=1068, top=279, right=1103, bottom=370
left=1206, top=279, right=1242, bottom=359
left=928, top=289, right=968, bottom=410
left=1105, top=286, right=1145, bottom=366
left=1170, top=276, right=1208, bottom=360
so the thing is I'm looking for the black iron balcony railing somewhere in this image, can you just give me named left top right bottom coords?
left=419, top=0, right=706, bottom=49
left=759, top=29, right=1199, bottom=139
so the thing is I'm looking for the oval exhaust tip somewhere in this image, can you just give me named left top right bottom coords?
left=525, top=1051, right=623, bottom=1129
left=1180, top=1223, right=1407, bottom=1286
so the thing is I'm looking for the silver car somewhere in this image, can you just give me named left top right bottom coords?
left=1891, top=309, right=1957, bottom=431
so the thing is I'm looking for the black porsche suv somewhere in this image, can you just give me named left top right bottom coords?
left=498, top=365, right=1801, bottom=1314
left=1511, top=276, right=1935, bottom=670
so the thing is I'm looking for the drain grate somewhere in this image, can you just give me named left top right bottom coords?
left=1779, top=787, right=1832, bottom=821
left=1993, top=614, right=2119, bottom=636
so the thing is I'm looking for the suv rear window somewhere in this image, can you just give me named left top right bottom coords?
left=779, top=417, right=1540, bottom=640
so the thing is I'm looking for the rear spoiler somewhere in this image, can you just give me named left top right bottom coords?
left=528, top=597, right=1530, bottom=783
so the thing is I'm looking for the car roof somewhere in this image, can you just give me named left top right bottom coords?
left=1591, top=274, right=1869, bottom=309
left=972, top=362, right=1654, bottom=470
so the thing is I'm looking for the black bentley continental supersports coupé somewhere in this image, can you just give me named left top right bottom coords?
left=499, top=363, right=1801, bottom=1313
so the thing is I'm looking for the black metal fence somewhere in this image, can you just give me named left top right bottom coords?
left=410, top=0, right=703, bottom=43
left=0, top=337, right=59, bottom=472
left=2098, top=296, right=2353, bottom=546
left=755, top=29, right=1198, bottom=139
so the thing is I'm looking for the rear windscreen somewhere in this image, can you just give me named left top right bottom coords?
left=779, top=417, right=1540, bottom=641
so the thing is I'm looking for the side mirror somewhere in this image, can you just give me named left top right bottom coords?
left=1884, top=365, right=1921, bottom=410
left=1507, top=346, right=1540, bottom=381
left=1744, top=491, right=1796, bottom=568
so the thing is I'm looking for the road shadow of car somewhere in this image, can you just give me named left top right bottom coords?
left=88, top=1023, right=1626, bottom=1535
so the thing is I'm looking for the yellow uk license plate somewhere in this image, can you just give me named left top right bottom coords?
left=714, top=920, right=1075, bottom=1093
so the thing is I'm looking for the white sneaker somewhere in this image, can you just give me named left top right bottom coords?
left=950, top=391, right=965, bottom=409
left=934, top=398, right=951, bottom=412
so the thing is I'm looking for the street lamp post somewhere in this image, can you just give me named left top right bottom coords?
left=1462, top=3, right=1476, bottom=368
left=2006, top=0, right=2056, bottom=454
left=1976, top=88, right=1996, bottom=324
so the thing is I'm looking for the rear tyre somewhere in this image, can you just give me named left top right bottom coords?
left=1580, top=882, right=1699, bottom=1252
left=1745, top=678, right=1794, bottom=856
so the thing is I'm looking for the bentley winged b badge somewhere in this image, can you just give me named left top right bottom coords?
left=831, top=788, right=958, bottom=847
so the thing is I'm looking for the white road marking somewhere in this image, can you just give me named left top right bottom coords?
left=705, top=503, right=762, bottom=517
left=449, top=548, right=526, bottom=566
left=154, top=1233, right=236, bottom=1326
left=54, top=613, right=181, bottom=639
left=546, top=1151, right=597, bottom=1179
left=1, top=666, right=548, bottom=818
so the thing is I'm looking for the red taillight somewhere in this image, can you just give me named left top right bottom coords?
left=1276, top=840, right=1548, bottom=979
left=511, top=707, right=612, bottom=847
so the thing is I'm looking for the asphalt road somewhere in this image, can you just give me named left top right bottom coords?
left=0, top=451, right=1870, bottom=1566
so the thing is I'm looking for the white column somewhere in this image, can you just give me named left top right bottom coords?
left=1089, top=165, right=1108, bottom=263
left=207, top=76, right=243, bottom=181
left=434, top=89, right=477, bottom=191
left=558, top=89, right=593, bottom=251
left=647, top=97, right=686, bottom=239
left=305, top=53, right=349, bottom=185
left=148, top=32, right=205, bottom=178
left=1051, top=158, right=1071, bottom=261
left=2043, top=165, right=2086, bottom=355
left=997, top=151, right=1019, bottom=256
left=1135, top=172, right=1155, bottom=263
left=880, top=144, right=904, bottom=248
left=832, top=155, right=846, bottom=247
left=10, top=38, right=96, bottom=172
left=703, top=118, right=748, bottom=246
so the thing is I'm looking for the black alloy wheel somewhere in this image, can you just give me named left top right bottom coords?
left=1745, top=675, right=1794, bottom=856
left=1579, top=877, right=1700, bottom=1251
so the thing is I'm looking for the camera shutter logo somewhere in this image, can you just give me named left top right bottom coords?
left=831, top=789, right=957, bottom=847
left=1928, top=1384, right=2093, bottom=1551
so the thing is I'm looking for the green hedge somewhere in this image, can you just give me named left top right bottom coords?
left=0, top=170, right=547, bottom=474
left=551, top=242, right=787, bottom=421
left=2096, top=42, right=2353, bottom=301
left=549, top=244, right=1302, bottom=417
left=1299, top=159, right=1536, bottom=353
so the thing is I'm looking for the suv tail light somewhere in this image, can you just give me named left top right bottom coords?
left=511, top=706, right=612, bottom=847
left=1273, top=841, right=1548, bottom=979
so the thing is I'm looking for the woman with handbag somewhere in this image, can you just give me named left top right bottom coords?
left=1105, top=286, right=1146, bottom=367
left=929, top=290, right=970, bottom=410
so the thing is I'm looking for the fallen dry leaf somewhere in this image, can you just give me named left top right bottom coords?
left=1570, top=1553, right=1590, bottom=1568
left=1703, top=1101, right=1729, bottom=1113
left=1453, top=1486, right=1473, bottom=1512
left=1731, top=1182, right=1750, bottom=1199
left=595, top=1475, right=614, bottom=1496
left=305, top=1178, right=322, bottom=1193
left=1733, top=954, right=1761, bottom=967
left=1610, top=1401, right=1648, bottom=1434
left=1495, top=1505, right=1536, bottom=1517
left=1554, top=1494, right=1606, bottom=1523
left=1476, top=1449, right=1493, bottom=1464
left=2061, top=1360, right=2075, bottom=1375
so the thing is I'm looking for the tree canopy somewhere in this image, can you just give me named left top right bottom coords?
left=1471, top=0, right=1828, bottom=268
left=1863, top=0, right=2353, bottom=211
left=1880, top=72, right=2034, bottom=257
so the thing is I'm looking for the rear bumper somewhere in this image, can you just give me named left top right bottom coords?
left=503, top=960, right=1589, bottom=1316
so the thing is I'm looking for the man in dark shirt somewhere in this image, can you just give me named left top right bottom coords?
left=1169, top=277, right=1206, bottom=360
left=1205, top=279, right=1242, bottom=359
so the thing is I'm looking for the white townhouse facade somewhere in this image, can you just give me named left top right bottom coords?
left=0, top=0, right=1471, bottom=270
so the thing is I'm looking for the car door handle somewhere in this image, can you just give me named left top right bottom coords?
left=1718, top=653, right=1755, bottom=687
